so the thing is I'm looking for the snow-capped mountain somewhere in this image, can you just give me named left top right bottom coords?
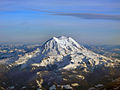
left=40, top=36, right=86, bottom=56
left=9, top=36, right=118, bottom=71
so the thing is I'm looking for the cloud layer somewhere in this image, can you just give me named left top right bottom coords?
left=0, top=0, right=120, bottom=21
left=54, top=13, right=120, bottom=21
left=29, top=8, right=120, bottom=21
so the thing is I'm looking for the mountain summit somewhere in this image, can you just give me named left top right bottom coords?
left=41, top=36, right=86, bottom=56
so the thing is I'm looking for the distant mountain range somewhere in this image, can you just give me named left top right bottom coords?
left=84, top=45, right=120, bottom=60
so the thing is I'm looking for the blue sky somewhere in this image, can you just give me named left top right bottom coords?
left=0, top=0, right=120, bottom=45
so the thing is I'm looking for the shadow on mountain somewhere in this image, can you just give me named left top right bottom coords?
left=46, top=55, right=72, bottom=71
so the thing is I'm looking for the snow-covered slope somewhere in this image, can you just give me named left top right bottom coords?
left=41, top=36, right=86, bottom=56
left=10, top=36, right=119, bottom=71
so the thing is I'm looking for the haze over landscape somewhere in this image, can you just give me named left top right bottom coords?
left=0, top=0, right=120, bottom=45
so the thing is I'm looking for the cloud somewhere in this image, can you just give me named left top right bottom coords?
left=0, top=0, right=120, bottom=12
left=29, top=8, right=120, bottom=21
left=53, top=13, right=120, bottom=21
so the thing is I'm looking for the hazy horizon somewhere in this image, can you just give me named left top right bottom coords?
left=0, top=0, right=120, bottom=45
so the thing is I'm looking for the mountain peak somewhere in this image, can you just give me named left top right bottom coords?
left=52, top=36, right=70, bottom=42
left=41, top=36, right=85, bottom=56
